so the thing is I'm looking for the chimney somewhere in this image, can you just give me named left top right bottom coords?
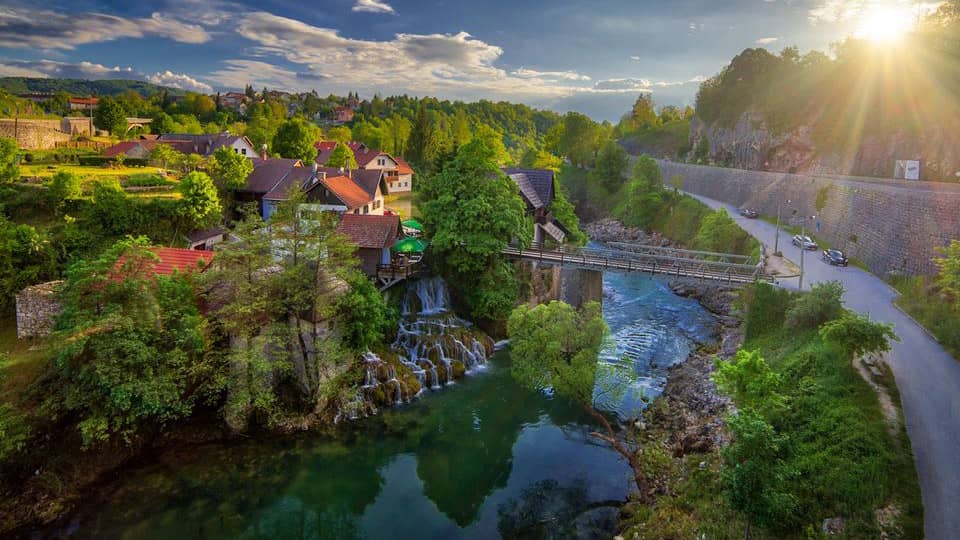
left=311, top=161, right=318, bottom=175
left=260, top=143, right=268, bottom=161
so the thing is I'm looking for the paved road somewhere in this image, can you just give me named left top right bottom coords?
left=687, top=192, right=960, bottom=540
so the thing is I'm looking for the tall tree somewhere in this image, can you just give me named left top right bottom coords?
left=326, top=143, right=358, bottom=169
left=272, top=118, right=319, bottom=162
left=93, top=96, right=128, bottom=136
left=208, top=146, right=254, bottom=191
left=559, top=112, right=601, bottom=167
left=589, top=139, right=629, bottom=192
left=416, top=137, right=530, bottom=319
left=406, top=104, right=439, bottom=172
left=48, top=237, right=209, bottom=446
left=178, top=171, right=221, bottom=229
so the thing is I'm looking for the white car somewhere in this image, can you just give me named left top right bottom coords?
left=792, top=234, right=818, bottom=250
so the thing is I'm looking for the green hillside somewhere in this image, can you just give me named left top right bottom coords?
left=0, top=78, right=186, bottom=98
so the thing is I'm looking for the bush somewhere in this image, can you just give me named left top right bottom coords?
left=123, top=173, right=171, bottom=187
left=785, top=280, right=844, bottom=329
left=0, top=402, right=30, bottom=462
left=742, top=282, right=794, bottom=340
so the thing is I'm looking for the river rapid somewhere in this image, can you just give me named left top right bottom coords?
left=40, top=272, right=716, bottom=540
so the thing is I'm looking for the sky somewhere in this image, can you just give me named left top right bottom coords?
left=0, top=0, right=933, bottom=121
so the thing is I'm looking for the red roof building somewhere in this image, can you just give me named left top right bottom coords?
left=333, top=106, right=354, bottom=124
left=335, top=214, right=401, bottom=276
left=115, top=247, right=215, bottom=278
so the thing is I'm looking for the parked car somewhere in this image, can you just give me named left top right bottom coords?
left=822, top=249, right=849, bottom=266
left=792, top=234, right=818, bottom=250
left=740, top=207, right=759, bottom=219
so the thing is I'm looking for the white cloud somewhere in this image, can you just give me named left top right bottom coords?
left=755, top=36, right=780, bottom=44
left=0, top=59, right=213, bottom=93
left=629, top=55, right=641, bottom=61
left=511, top=68, right=591, bottom=82
left=352, top=0, right=396, bottom=14
left=0, top=7, right=210, bottom=50
left=146, top=70, right=213, bottom=93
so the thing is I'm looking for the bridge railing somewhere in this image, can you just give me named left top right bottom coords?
left=505, top=242, right=770, bottom=283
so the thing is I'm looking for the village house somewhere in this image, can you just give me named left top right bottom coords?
left=218, top=92, right=247, bottom=112
left=315, top=140, right=414, bottom=193
left=331, top=106, right=354, bottom=124
left=335, top=214, right=402, bottom=277
left=157, top=133, right=258, bottom=157
left=502, top=167, right=568, bottom=245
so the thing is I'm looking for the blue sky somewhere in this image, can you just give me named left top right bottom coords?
left=0, top=0, right=919, bottom=120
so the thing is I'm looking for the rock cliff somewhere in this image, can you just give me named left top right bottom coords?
left=689, top=110, right=960, bottom=182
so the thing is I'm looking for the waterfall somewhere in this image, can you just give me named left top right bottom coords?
left=340, top=278, right=494, bottom=418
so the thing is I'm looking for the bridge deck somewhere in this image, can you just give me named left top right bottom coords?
left=503, top=242, right=771, bottom=285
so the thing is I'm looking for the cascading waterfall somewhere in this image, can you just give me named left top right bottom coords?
left=393, top=277, right=493, bottom=389
left=346, top=277, right=494, bottom=417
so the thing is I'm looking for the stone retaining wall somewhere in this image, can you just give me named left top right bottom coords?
left=0, top=119, right=72, bottom=150
left=659, top=160, right=960, bottom=275
left=15, top=281, right=63, bottom=339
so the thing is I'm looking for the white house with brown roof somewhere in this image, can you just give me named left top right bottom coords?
left=157, top=133, right=258, bottom=157
left=314, top=141, right=414, bottom=194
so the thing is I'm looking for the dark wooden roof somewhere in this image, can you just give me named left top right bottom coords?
left=502, top=168, right=555, bottom=210
left=336, top=214, right=400, bottom=249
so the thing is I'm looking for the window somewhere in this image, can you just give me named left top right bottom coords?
left=373, top=199, right=380, bottom=209
left=241, top=148, right=247, bottom=156
left=363, top=205, right=369, bottom=214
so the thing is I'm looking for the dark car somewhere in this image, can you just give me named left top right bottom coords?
left=740, top=208, right=759, bottom=219
left=822, top=249, right=848, bottom=266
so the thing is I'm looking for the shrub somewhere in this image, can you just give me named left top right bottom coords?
left=785, top=280, right=845, bottom=329
left=123, top=173, right=171, bottom=188
left=742, top=283, right=794, bottom=339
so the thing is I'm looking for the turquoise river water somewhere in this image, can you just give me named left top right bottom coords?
left=42, top=272, right=716, bottom=539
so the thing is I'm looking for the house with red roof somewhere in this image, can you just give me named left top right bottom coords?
left=102, top=139, right=195, bottom=159
left=314, top=140, right=414, bottom=194
left=332, top=106, right=354, bottom=124
left=115, top=247, right=215, bottom=278
left=68, top=97, right=99, bottom=111
left=335, top=214, right=401, bottom=277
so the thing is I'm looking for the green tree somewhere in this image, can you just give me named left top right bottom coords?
left=208, top=145, right=254, bottom=191
left=272, top=118, right=319, bottom=162
left=178, top=171, right=221, bottom=229
left=93, top=96, right=128, bottom=136
left=416, top=137, right=530, bottom=319
left=549, top=183, right=587, bottom=245
left=0, top=137, right=19, bottom=183
left=327, top=143, right=358, bottom=169
left=934, top=239, right=960, bottom=300
left=589, top=139, right=629, bottom=193
left=559, top=112, right=601, bottom=167
left=693, top=208, right=751, bottom=254
left=819, top=314, right=899, bottom=359
left=722, top=410, right=796, bottom=538
left=507, top=300, right=653, bottom=497
left=406, top=104, right=439, bottom=172
left=713, top=349, right=787, bottom=419
left=334, top=273, right=397, bottom=351
left=48, top=237, right=209, bottom=446
left=46, top=170, right=83, bottom=213
left=326, top=125, right=352, bottom=144
left=785, top=280, right=845, bottom=329
left=0, top=216, right=58, bottom=310
left=615, top=157, right=665, bottom=229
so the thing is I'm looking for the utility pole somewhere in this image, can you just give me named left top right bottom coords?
left=774, top=198, right=790, bottom=254
left=798, top=215, right=815, bottom=291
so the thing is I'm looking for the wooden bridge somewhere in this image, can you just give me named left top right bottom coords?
left=503, top=242, right=772, bottom=285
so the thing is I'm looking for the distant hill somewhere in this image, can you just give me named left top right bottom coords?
left=0, top=78, right=188, bottom=97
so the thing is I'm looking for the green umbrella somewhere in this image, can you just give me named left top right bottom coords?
left=401, top=219, right=424, bottom=231
left=392, top=237, right=428, bottom=253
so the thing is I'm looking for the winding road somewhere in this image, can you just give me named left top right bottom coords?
left=687, top=192, right=960, bottom=539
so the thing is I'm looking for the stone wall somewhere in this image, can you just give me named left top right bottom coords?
left=0, top=119, right=73, bottom=150
left=15, top=281, right=63, bottom=339
left=659, top=160, right=960, bottom=276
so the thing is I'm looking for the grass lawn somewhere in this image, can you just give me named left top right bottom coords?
left=20, top=163, right=166, bottom=180
left=888, top=275, right=960, bottom=361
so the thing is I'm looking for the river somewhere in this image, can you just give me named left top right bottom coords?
left=43, top=272, right=716, bottom=539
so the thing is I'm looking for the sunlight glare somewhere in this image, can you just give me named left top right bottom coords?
left=854, top=5, right=916, bottom=44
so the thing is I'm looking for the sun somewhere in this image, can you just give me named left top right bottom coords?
left=854, top=5, right=916, bottom=44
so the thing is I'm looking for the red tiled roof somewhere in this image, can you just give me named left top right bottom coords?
left=115, top=247, right=214, bottom=278
left=315, top=140, right=338, bottom=151
left=336, top=214, right=400, bottom=249
left=394, top=156, right=414, bottom=175
left=347, top=142, right=386, bottom=168
left=102, top=141, right=141, bottom=157
left=69, top=97, right=99, bottom=105
left=323, top=175, right=373, bottom=210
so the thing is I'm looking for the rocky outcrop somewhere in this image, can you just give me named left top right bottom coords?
left=689, top=109, right=960, bottom=181
left=584, top=219, right=670, bottom=246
